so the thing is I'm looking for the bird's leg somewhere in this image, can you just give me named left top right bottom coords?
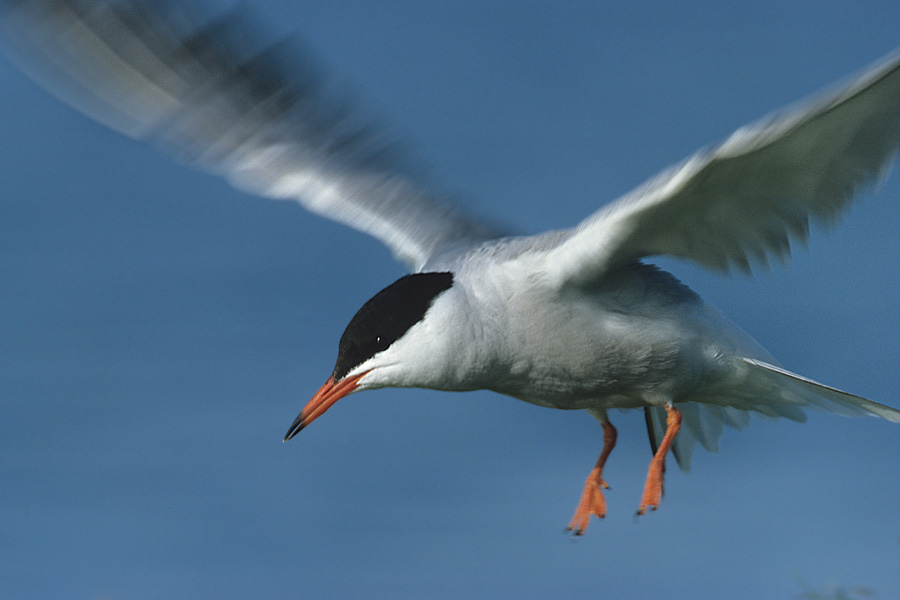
left=637, top=403, right=682, bottom=515
left=567, top=421, right=617, bottom=535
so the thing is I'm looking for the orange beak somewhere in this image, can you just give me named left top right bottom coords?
left=283, top=370, right=370, bottom=441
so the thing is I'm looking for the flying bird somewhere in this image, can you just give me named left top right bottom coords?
left=2, top=0, right=899, bottom=535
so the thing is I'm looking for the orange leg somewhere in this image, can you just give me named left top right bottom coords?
left=567, top=421, right=618, bottom=535
left=637, top=404, right=682, bottom=515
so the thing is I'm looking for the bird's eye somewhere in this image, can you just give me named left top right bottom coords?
left=357, top=335, right=387, bottom=357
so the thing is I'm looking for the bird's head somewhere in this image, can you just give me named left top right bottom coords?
left=283, top=271, right=455, bottom=441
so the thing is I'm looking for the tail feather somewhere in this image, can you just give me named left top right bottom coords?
left=740, top=358, right=900, bottom=423
left=645, top=358, right=899, bottom=472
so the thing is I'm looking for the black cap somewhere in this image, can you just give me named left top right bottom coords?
left=332, top=272, right=454, bottom=380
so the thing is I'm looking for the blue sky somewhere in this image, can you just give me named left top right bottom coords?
left=1, top=1, right=899, bottom=598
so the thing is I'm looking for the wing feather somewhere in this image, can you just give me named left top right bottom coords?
left=545, top=51, right=900, bottom=287
left=0, top=0, right=500, bottom=270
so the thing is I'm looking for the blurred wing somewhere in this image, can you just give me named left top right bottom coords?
left=0, top=0, right=500, bottom=271
left=544, top=51, right=900, bottom=287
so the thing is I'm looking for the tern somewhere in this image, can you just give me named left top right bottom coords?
left=3, top=0, right=899, bottom=535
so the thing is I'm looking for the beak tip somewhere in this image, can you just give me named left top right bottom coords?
left=283, top=371, right=366, bottom=445
left=283, top=423, right=303, bottom=443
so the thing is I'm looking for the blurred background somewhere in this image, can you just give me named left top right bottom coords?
left=1, top=1, right=898, bottom=598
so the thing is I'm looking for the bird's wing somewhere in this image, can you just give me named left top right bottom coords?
left=0, top=0, right=500, bottom=271
left=541, top=51, right=900, bottom=287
